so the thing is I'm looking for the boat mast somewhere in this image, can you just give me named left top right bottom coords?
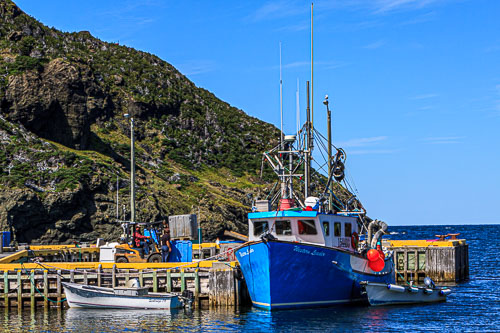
left=280, top=41, right=284, bottom=151
left=325, top=96, right=333, bottom=211
left=279, top=42, right=287, bottom=200
left=296, top=78, right=300, bottom=136
left=310, top=2, right=314, bottom=151
left=305, top=81, right=311, bottom=198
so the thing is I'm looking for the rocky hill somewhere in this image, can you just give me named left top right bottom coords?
left=0, top=0, right=352, bottom=245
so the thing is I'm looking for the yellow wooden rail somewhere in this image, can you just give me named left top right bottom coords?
left=192, top=243, right=220, bottom=250
left=0, top=248, right=100, bottom=264
left=0, top=260, right=238, bottom=271
left=28, top=244, right=96, bottom=250
left=385, top=239, right=466, bottom=248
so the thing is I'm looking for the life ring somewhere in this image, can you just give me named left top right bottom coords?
left=351, top=232, right=359, bottom=249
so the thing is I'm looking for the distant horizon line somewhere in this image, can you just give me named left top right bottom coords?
left=390, top=223, right=499, bottom=226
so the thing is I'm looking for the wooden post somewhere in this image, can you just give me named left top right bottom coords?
left=70, top=270, right=75, bottom=283
left=139, top=270, right=144, bottom=288
left=166, top=270, right=172, bottom=292
left=194, top=268, right=200, bottom=305
left=83, top=270, right=88, bottom=285
left=233, top=269, right=239, bottom=307
left=4, top=271, right=8, bottom=309
left=112, top=265, right=116, bottom=288
left=180, top=269, right=185, bottom=292
left=43, top=270, right=48, bottom=308
left=97, top=265, right=102, bottom=287
left=30, top=270, right=35, bottom=309
left=208, top=269, right=215, bottom=307
left=152, top=270, right=158, bottom=293
left=56, top=270, right=62, bottom=307
left=17, top=270, right=22, bottom=309
left=125, top=269, right=130, bottom=285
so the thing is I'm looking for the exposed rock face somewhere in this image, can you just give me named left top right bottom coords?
left=0, top=187, right=117, bottom=244
left=2, top=58, right=111, bottom=149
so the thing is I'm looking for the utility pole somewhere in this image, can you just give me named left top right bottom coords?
left=124, top=113, right=135, bottom=223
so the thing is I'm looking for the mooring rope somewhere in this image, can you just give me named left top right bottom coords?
left=394, top=268, right=412, bottom=286
left=20, top=262, right=66, bottom=303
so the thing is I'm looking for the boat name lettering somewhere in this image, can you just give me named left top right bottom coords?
left=238, top=248, right=254, bottom=257
left=293, top=246, right=325, bottom=257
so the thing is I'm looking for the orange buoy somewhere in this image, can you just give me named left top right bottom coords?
left=367, top=249, right=379, bottom=261
left=367, top=249, right=385, bottom=272
left=369, top=258, right=385, bottom=272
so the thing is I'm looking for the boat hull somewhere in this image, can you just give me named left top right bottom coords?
left=235, top=240, right=394, bottom=310
left=363, top=282, right=450, bottom=306
left=62, top=282, right=182, bottom=309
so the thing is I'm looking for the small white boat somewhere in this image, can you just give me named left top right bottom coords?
left=62, top=281, right=183, bottom=309
left=362, top=278, right=451, bottom=306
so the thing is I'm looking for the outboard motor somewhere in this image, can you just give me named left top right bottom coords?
left=181, top=290, right=194, bottom=309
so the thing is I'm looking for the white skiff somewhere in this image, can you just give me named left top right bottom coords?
left=62, top=282, right=183, bottom=309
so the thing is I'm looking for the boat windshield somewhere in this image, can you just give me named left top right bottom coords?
left=253, top=220, right=269, bottom=236
left=275, top=220, right=292, bottom=235
left=297, top=220, right=317, bottom=235
left=344, top=222, right=352, bottom=237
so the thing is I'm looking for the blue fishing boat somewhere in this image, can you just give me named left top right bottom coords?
left=236, top=210, right=394, bottom=310
left=235, top=90, right=395, bottom=309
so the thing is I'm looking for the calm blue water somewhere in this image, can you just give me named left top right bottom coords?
left=0, top=225, right=498, bottom=332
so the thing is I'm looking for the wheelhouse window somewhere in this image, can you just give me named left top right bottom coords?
left=275, top=220, right=292, bottom=235
left=297, top=220, right=317, bottom=235
left=344, top=223, right=352, bottom=237
left=253, top=221, right=269, bottom=236
left=322, top=222, right=330, bottom=236
left=334, top=222, right=341, bottom=237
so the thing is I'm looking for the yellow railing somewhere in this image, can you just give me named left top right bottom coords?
left=385, top=239, right=466, bottom=248
left=0, top=260, right=238, bottom=271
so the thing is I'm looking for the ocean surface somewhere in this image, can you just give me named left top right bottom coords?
left=0, top=224, right=498, bottom=332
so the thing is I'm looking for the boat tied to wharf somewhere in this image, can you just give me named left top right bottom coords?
left=235, top=87, right=397, bottom=310
left=62, top=278, right=192, bottom=310
left=361, top=277, right=452, bottom=306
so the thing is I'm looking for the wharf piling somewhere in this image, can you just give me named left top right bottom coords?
left=384, top=237, right=469, bottom=283
left=0, top=262, right=249, bottom=309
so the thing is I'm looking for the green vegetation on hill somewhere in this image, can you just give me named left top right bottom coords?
left=0, top=0, right=281, bottom=243
left=0, top=0, right=351, bottom=244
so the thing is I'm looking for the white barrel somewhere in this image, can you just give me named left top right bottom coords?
left=386, top=284, right=406, bottom=293
left=439, top=288, right=452, bottom=296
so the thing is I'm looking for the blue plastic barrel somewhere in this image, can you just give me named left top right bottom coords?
left=1, top=232, right=10, bottom=247
left=169, top=240, right=193, bottom=262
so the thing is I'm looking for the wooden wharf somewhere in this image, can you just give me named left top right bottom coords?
left=384, top=237, right=469, bottom=283
left=0, top=262, right=249, bottom=309
left=0, top=236, right=469, bottom=310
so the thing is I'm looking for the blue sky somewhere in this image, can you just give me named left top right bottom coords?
left=16, top=0, right=500, bottom=225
